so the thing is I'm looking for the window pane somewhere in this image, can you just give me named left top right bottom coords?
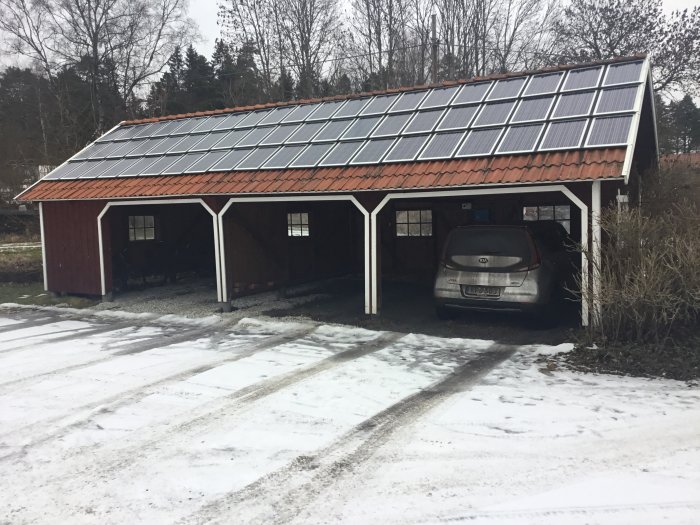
left=128, top=229, right=135, bottom=241
left=555, top=205, right=570, bottom=220
left=421, top=223, right=433, bottom=236
left=128, top=216, right=135, bottom=227
left=396, top=210, right=407, bottom=223
left=396, top=223, right=408, bottom=236
left=134, top=228, right=145, bottom=240
left=135, top=216, right=144, bottom=227
left=539, top=206, right=554, bottom=220
left=145, top=227, right=155, bottom=240
left=523, top=206, right=538, bottom=221
left=145, top=216, right=154, bottom=228
left=409, top=223, right=420, bottom=236
left=408, top=210, right=420, bottom=222
left=422, top=209, right=432, bottom=221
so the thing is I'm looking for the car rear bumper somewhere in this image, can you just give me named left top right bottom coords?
left=434, top=297, right=542, bottom=313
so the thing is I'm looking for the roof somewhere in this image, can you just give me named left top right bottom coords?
left=18, top=149, right=625, bottom=201
left=18, top=55, right=649, bottom=202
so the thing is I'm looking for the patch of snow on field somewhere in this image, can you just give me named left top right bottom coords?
left=0, top=309, right=698, bottom=525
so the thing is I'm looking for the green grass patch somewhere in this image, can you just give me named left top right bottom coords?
left=0, top=282, right=97, bottom=308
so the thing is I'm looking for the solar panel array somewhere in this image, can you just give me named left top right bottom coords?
left=46, top=60, right=646, bottom=180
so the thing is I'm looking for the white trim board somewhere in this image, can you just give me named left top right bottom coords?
left=97, top=198, right=222, bottom=302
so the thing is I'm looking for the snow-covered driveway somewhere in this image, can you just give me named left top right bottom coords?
left=0, top=306, right=698, bottom=524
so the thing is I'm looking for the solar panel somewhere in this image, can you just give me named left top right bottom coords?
left=452, top=82, right=492, bottom=105
left=487, top=77, right=526, bottom=100
left=511, top=96, right=555, bottom=123
left=283, top=103, right=321, bottom=122
left=586, top=115, right=633, bottom=146
left=99, top=157, right=139, bottom=178
left=289, top=143, right=334, bottom=167
left=161, top=152, right=205, bottom=175
left=121, top=156, right=159, bottom=176
left=403, top=109, right=444, bottom=134
left=259, top=107, right=295, bottom=125
left=146, top=135, right=183, bottom=155
left=473, top=101, right=515, bottom=126
left=186, top=150, right=229, bottom=173
left=263, top=145, right=306, bottom=168
left=595, top=86, right=638, bottom=114
left=168, top=134, right=206, bottom=154
left=213, top=112, right=247, bottom=131
left=341, top=116, right=382, bottom=140
left=151, top=119, right=187, bottom=137
left=312, top=119, right=353, bottom=141
left=307, top=100, right=344, bottom=120
left=212, top=129, right=251, bottom=149
left=287, top=121, right=325, bottom=143
left=90, top=158, right=123, bottom=178
left=418, top=131, right=465, bottom=159
left=97, top=126, right=131, bottom=142
left=142, top=155, right=178, bottom=176
left=190, top=131, right=229, bottom=151
left=384, top=135, right=429, bottom=162
left=44, top=162, right=80, bottom=180
left=420, top=86, right=460, bottom=108
left=69, top=160, right=104, bottom=179
left=361, top=94, right=399, bottom=115
left=523, top=72, right=564, bottom=96
left=540, top=119, right=588, bottom=150
left=260, top=124, right=300, bottom=145
left=456, top=128, right=504, bottom=157
left=333, top=98, right=369, bottom=119
left=103, top=140, right=140, bottom=158
left=437, top=106, right=478, bottom=131
left=238, top=110, right=271, bottom=128
left=236, top=126, right=274, bottom=147
left=562, top=66, right=603, bottom=91
left=350, top=138, right=395, bottom=164
left=552, top=91, right=595, bottom=118
left=192, top=115, right=226, bottom=133
left=372, top=113, right=412, bottom=137
left=124, top=138, right=164, bottom=157
left=74, top=142, right=109, bottom=160
left=604, top=61, right=643, bottom=86
left=319, top=141, right=363, bottom=166
left=389, top=91, right=427, bottom=113
left=235, top=147, right=279, bottom=169
left=496, top=123, right=545, bottom=153
left=211, top=148, right=254, bottom=171
left=171, top=119, right=203, bottom=135
left=132, top=122, right=160, bottom=139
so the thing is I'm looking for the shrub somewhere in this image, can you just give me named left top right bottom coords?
left=582, top=165, right=700, bottom=347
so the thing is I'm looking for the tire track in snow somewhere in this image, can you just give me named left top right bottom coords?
left=189, top=343, right=516, bottom=525
left=0, top=314, right=59, bottom=334
left=0, top=325, right=317, bottom=456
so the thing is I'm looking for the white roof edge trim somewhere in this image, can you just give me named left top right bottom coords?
left=621, top=57, right=651, bottom=184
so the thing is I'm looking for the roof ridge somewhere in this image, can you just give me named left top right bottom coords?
left=122, top=54, right=647, bottom=126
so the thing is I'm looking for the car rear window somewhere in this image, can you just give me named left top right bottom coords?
left=444, top=227, right=534, bottom=269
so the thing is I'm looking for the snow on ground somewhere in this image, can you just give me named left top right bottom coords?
left=0, top=305, right=698, bottom=525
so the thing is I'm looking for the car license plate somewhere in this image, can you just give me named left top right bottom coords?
left=461, top=285, right=502, bottom=298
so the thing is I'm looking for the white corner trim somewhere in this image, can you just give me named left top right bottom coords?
left=39, top=202, right=48, bottom=291
left=97, top=198, right=222, bottom=302
left=621, top=57, right=651, bottom=184
left=591, top=181, right=602, bottom=326
left=369, top=185, right=590, bottom=326
left=219, top=195, right=372, bottom=314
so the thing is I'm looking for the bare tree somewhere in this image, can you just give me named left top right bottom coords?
left=0, top=0, right=195, bottom=132
left=278, top=0, right=341, bottom=98
left=554, top=0, right=700, bottom=95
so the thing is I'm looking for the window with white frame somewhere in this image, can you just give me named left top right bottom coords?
left=287, top=212, right=310, bottom=237
left=523, top=205, right=571, bottom=233
left=396, top=209, right=433, bottom=237
left=128, top=215, right=155, bottom=241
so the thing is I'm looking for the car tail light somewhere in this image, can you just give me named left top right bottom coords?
left=512, top=232, right=541, bottom=272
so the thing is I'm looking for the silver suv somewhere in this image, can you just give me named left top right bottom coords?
left=434, top=222, right=575, bottom=320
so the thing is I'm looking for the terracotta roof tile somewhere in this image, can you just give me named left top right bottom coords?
left=17, top=148, right=626, bottom=201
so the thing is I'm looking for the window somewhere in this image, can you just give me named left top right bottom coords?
left=287, top=212, right=309, bottom=237
left=523, top=205, right=571, bottom=233
left=128, top=215, right=155, bottom=241
left=396, top=209, right=432, bottom=237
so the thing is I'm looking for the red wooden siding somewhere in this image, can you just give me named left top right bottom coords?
left=43, top=200, right=108, bottom=296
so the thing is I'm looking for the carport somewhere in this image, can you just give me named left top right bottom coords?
left=18, top=55, right=657, bottom=327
